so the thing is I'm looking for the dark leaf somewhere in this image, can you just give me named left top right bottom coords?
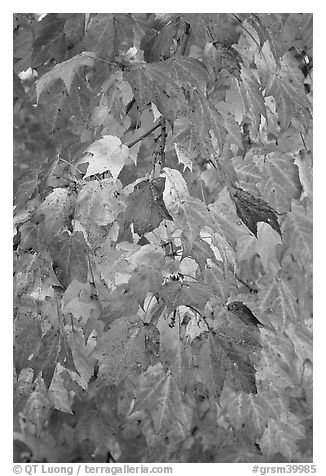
left=122, top=177, right=172, bottom=235
left=14, top=170, right=39, bottom=211
left=160, top=280, right=213, bottom=313
left=191, top=326, right=260, bottom=400
left=229, top=185, right=281, bottom=237
left=227, top=301, right=264, bottom=328
left=32, top=14, right=66, bottom=67
left=49, top=231, right=89, bottom=287
left=84, top=13, right=134, bottom=61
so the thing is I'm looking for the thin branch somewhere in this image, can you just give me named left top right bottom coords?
left=176, top=22, right=190, bottom=56
left=123, top=121, right=161, bottom=148
left=58, top=156, right=85, bottom=176
left=299, top=131, right=307, bottom=150
left=80, top=53, right=126, bottom=69
left=235, top=274, right=258, bottom=293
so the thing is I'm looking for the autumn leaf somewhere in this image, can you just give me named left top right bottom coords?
left=75, top=177, right=125, bottom=228
left=14, top=169, right=39, bottom=211
left=49, top=231, right=89, bottom=288
left=282, top=201, right=312, bottom=273
left=84, top=13, right=134, bottom=61
left=132, top=363, right=192, bottom=441
left=36, top=187, right=75, bottom=236
left=125, top=62, right=189, bottom=123
left=258, top=415, right=306, bottom=460
left=256, top=152, right=301, bottom=213
left=229, top=185, right=281, bottom=237
left=80, top=135, right=129, bottom=180
left=191, top=327, right=259, bottom=400
left=36, top=52, right=95, bottom=101
left=160, top=279, right=214, bottom=314
left=92, top=316, right=160, bottom=385
left=14, top=251, right=62, bottom=302
left=48, top=365, right=73, bottom=414
left=122, top=177, right=172, bottom=235
left=24, top=374, right=52, bottom=436
left=13, top=13, right=313, bottom=463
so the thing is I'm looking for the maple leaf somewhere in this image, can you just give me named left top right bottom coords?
left=191, top=91, right=226, bottom=151
left=174, top=144, right=193, bottom=172
left=62, top=280, right=100, bottom=325
left=191, top=327, right=259, bottom=400
left=66, top=326, right=95, bottom=388
left=183, top=237, right=216, bottom=272
left=281, top=201, right=312, bottom=273
left=227, top=70, right=268, bottom=137
left=215, top=432, right=263, bottom=463
left=14, top=316, right=41, bottom=374
left=229, top=185, right=281, bottom=237
left=122, top=177, right=173, bottom=235
left=160, top=280, right=213, bottom=314
left=75, top=178, right=125, bottom=228
left=18, top=320, right=78, bottom=388
left=243, top=13, right=284, bottom=64
left=120, top=265, right=164, bottom=305
left=92, top=316, right=160, bottom=385
left=84, top=13, right=134, bottom=61
left=48, top=365, right=73, bottom=414
left=14, top=170, right=39, bottom=211
left=81, top=135, right=129, bottom=180
left=12, top=12, right=313, bottom=462
left=220, top=386, right=282, bottom=437
left=255, top=43, right=311, bottom=130
left=37, top=81, right=72, bottom=139
left=125, top=62, right=188, bottom=123
left=15, top=251, right=62, bottom=302
left=36, top=187, right=75, bottom=236
left=170, top=117, right=199, bottom=163
left=172, top=196, right=211, bottom=255
left=162, top=166, right=190, bottom=208
left=14, top=368, right=34, bottom=415
left=204, top=263, right=237, bottom=304
left=96, top=70, right=133, bottom=127
left=32, top=14, right=66, bottom=68
left=165, top=56, right=210, bottom=94
left=209, top=187, right=250, bottom=248
left=49, top=231, right=89, bottom=288
left=258, top=415, right=305, bottom=461
left=256, top=152, right=301, bottom=214
left=257, top=273, right=298, bottom=332
left=159, top=323, right=193, bottom=392
left=227, top=301, right=264, bottom=327
left=36, top=52, right=95, bottom=101
left=132, top=363, right=192, bottom=441
left=24, top=374, right=53, bottom=436
left=140, top=15, right=179, bottom=63
left=231, top=154, right=264, bottom=196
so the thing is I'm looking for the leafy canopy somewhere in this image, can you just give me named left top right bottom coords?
left=13, top=12, right=312, bottom=464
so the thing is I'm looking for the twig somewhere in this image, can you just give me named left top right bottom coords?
left=80, top=53, right=126, bottom=69
left=123, top=121, right=161, bottom=148
left=235, top=274, right=258, bottom=293
left=176, top=22, right=190, bottom=56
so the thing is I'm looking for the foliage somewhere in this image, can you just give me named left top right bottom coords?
left=13, top=12, right=313, bottom=463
